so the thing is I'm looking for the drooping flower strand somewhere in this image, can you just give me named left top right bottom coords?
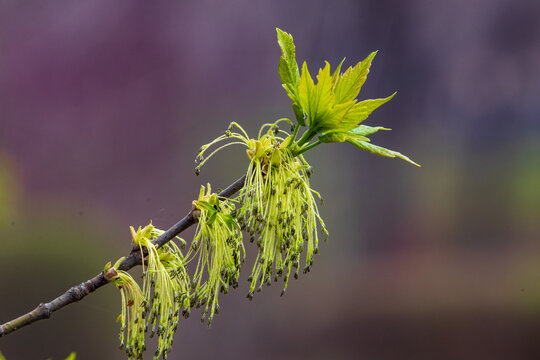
left=187, top=184, right=245, bottom=327
left=109, top=266, right=146, bottom=360
left=158, top=240, right=192, bottom=325
left=194, top=120, right=292, bottom=176
left=131, top=224, right=190, bottom=360
left=194, top=122, right=250, bottom=176
left=238, top=138, right=327, bottom=299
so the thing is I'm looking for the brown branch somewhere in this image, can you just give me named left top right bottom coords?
left=0, top=175, right=246, bottom=338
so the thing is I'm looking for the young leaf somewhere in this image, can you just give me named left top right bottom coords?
left=276, top=28, right=300, bottom=93
left=292, top=103, right=305, bottom=126
left=298, top=62, right=334, bottom=131
left=315, top=101, right=356, bottom=133
left=331, top=58, right=346, bottom=89
left=348, top=125, right=391, bottom=136
left=347, top=140, right=420, bottom=166
left=340, top=92, right=396, bottom=128
left=276, top=28, right=305, bottom=126
left=319, top=132, right=347, bottom=143
left=319, top=131, right=369, bottom=144
left=334, top=51, right=378, bottom=104
left=222, top=213, right=239, bottom=231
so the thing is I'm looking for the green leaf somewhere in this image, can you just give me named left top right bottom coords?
left=341, top=92, right=396, bottom=127
left=292, top=102, right=305, bottom=126
left=348, top=125, right=390, bottom=137
left=103, top=261, right=112, bottom=272
left=276, top=28, right=300, bottom=91
left=277, top=28, right=305, bottom=126
left=64, top=353, right=77, bottom=360
left=334, top=51, right=377, bottom=104
left=316, top=101, right=356, bottom=133
left=348, top=140, right=420, bottom=166
left=319, top=132, right=347, bottom=143
left=196, top=201, right=215, bottom=213
left=319, top=131, right=369, bottom=144
left=222, top=213, right=239, bottom=231
left=298, top=62, right=334, bottom=131
left=207, top=210, right=218, bottom=226
left=209, top=193, right=218, bottom=206
left=331, top=58, right=346, bottom=88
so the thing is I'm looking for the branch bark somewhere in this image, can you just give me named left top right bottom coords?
left=0, top=175, right=246, bottom=338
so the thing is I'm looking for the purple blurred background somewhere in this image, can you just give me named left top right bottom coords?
left=1, top=0, right=540, bottom=359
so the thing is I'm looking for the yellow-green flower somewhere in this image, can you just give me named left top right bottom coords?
left=239, top=128, right=326, bottom=298
left=187, top=184, right=244, bottom=327
left=196, top=121, right=327, bottom=299
left=110, top=267, right=145, bottom=359
left=131, top=224, right=188, bottom=360
left=109, top=224, right=189, bottom=360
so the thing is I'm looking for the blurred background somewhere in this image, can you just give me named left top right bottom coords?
left=1, top=0, right=539, bottom=359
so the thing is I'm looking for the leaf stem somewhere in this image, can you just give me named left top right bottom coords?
left=293, top=139, right=322, bottom=156
left=291, top=122, right=301, bottom=143
left=296, top=129, right=316, bottom=148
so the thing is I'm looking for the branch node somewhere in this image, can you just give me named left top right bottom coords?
left=191, top=209, right=201, bottom=221
left=103, top=268, right=118, bottom=281
left=69, top=285, right=88, bottom=302
left=37, top=303, right=52, bottom=319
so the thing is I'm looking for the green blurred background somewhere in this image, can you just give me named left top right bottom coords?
left=1, top=0, right=540, bottom=359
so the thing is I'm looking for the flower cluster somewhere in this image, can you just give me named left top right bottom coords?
left=109, top=265, right=145, bottom=358
left=187, top=184, right=244, bottom=327
left=246, top=149, right=326, bottom=298
left=196, top=120, right=327, bottom=298
left=133, top=225, right=188, bottom=360
left=109, top=224, right=189, bottom=360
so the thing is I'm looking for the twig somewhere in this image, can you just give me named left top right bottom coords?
left=0, top=175, right=246, bottom=338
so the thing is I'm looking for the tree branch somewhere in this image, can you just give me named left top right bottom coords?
left=0, top=175, right=246, bottom=338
